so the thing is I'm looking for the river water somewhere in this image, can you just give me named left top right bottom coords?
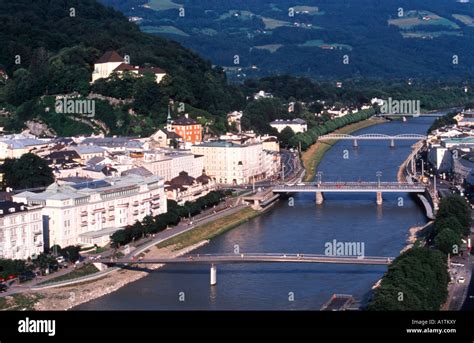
left=76, top=117, right=435, bottom=310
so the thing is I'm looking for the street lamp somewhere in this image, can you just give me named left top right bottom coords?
left=376, top=171, right=382, bottom=188
left=317, top=171, right=323, bottom=185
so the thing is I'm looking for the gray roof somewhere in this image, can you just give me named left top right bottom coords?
left=270, top=118, right=307, bottom=125
left=0, top=138, right=50, bottom=149
left=121, top=166, right=153, bottom=177
left=14, top=175, right=163, bottom=203
left=73, top=145, right=106, bottom=155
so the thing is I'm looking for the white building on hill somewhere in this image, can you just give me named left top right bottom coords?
left=91, top=51, right=167, bottom=84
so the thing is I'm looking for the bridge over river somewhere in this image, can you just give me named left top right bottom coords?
left=97, top=253, right=393, bottom=285
left=318, top=133, right=426, bottom=147
left=269, top=181, right=426, bottom=205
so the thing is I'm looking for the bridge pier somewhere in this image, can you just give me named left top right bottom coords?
left=210, top=264, right=217, bottom=286
left=390, top=139, right=395, bottom=148
left=376, top=192, right=383, bottom=205
left=315, top=191, right=324, bottom=204
left=353, top=139, right=358, bottom=148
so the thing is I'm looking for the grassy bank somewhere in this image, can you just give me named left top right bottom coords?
left=156, top=207, right=259, bottom=251
left=36, top=264, right=99, bottom=286
left=0, top=293, right=43, bottom=311
left=302, top=118, right=386, bottom=181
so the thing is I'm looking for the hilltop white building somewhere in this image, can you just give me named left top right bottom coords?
left=91, top=51, right=167, bottom=84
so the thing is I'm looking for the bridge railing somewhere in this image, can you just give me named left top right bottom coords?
left=179, top=253, right=394, bottom=260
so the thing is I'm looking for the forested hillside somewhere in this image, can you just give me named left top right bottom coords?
left=0, top=0, right=244, bottom=136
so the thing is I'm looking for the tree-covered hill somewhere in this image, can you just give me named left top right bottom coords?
left=0, top=0, right=244, bottom=135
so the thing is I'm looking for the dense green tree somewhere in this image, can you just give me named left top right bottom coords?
left=278, top=126, right=295, bottom=147
left=368, top=247, right=449, bottom=311
left=434, top=215, right=464, bottom=236
left=434, top=228, right=462, bottom=255
left=60, top=246, right=82, bottom=263
left=437, top=195, right=471, bottom=234
left=0, top=153, right=54, bottom=191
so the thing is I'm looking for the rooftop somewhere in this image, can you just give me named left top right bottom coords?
left=14, top=175, right=163, bottom=203
left=172, top=116, right=199, bottom=126
left=193, top=141, right=259, bottom=148
left=96, top=51, right=124, bottom=64
left=270, top=118, right=307, bottom=125
left=0, top=201, right=28, bottom=217
left=73, top=145, right=106, bottom=155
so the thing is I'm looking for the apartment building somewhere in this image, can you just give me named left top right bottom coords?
left=0, top=201, right=44, bottom=260
left=13, top=175, right=166, bottom=248
left=191, top=141, right=270, bottom=184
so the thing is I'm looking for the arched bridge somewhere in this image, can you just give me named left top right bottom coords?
left=317, top=133, right=426, bottom=147
left=318, top=133, right=427, bottom=140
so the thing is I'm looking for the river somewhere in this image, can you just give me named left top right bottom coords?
left=76, top=117, right=435, bottom=310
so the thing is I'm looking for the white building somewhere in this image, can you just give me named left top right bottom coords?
left=253, top=90, right=273, bottom=100
left=136, top=150, right=204, bottom=181
left=0, top=201, right=44, bottom=260
left=0, top=137, right=50, bottom=160
left=13, top=175, right=167, bottom=248
left=91, top=51, right=166, bottom=84
left=73, top=145, right=106, bottom=163
left=191, top=141, right=275, bottom=184
left=270, top=118, right=307, bottom=133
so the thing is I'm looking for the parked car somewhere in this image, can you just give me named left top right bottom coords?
left=458, top=277, right=465, bottom=284
left=58, top=261, right=69, bottom=269
left=48, top=264, right=59, bottom=272
left=0, top=283, right=7, bottom=292
left=19, top=271, right=37, bottom=283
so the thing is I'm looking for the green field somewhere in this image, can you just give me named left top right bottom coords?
left=144, top=0, right=181, bottom=11
left=37, top=264, right=100, bottom=285
left=388, top=10, right=460, bottom=30
left=298, top=39, right=352, bottom=50
left=218, top=10, right=256, bottom=21
left=261, top=17, right=292, bottom=29
left=141, top=25, right=189, bottom=36
left=292, top=5, right=323, bottom=15
left=194, top=28, right=218, bottom=36
left=453, top=14, right=474, bottom=27
left=401, top=30, right=463, bottom=39
left=253, top=44, right=283, bottom=53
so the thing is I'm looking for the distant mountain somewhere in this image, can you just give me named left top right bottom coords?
left=100, top=0, right=474, bottom=80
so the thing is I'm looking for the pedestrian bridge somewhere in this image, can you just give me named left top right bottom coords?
left=97, top=253, right=393, bottom=285
left=99, top=253, right=393, bottom=266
